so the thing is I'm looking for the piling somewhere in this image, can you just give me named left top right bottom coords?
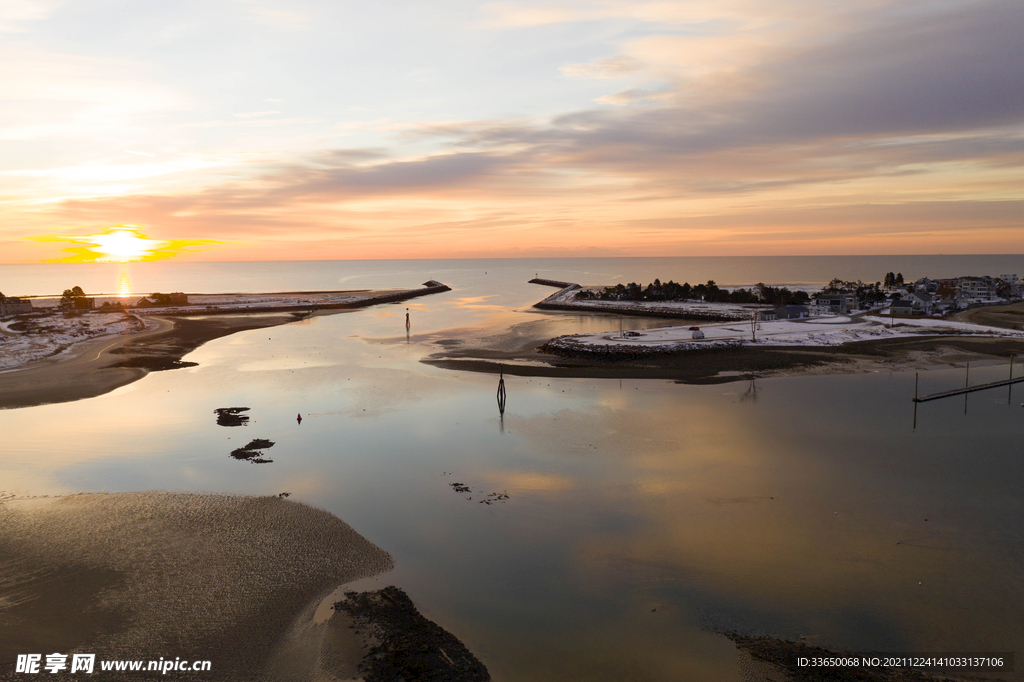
left=497, top=366, right=506, bottom=415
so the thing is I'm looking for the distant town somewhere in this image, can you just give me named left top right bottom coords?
left=572, top=271, right=1022, bottom=320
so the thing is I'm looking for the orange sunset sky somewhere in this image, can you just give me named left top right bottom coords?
left=1, top=0, right=1022, bottom=263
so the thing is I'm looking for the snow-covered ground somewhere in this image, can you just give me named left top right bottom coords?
left=131, top=292, right=367, bottom=315
left=554, top=314, right=1024, bottom=352
left=0, top=312, right=157, bottom=371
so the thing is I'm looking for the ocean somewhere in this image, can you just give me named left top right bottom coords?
left=3, top=254, right=1023, bottom=298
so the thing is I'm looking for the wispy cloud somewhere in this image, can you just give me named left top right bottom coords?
left=235, top=0, right=311, bottom=30
left=0, top=0, right=57, bottom=32
left=233, top=110, right=281, bottom=119
left=560, top=56, right=644, bottom=79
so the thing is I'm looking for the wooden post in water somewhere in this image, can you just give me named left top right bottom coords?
left=497, top=365, right=506, bottom=416
left=915, top=372, right=918, bottom=401
left=1009, top=355, right=1014, bottom=404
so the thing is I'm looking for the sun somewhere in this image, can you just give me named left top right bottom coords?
left=87, top=226, right=167, bottom=262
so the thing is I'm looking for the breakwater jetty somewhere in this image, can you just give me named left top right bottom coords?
left=133, top=281, right=452, bottom=317
left=528, top=278, right=579, bottom=288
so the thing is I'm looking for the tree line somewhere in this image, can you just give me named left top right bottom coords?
left=576, top=279, right=811, bottom=306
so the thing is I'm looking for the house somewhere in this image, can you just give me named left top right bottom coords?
left=891, top=299, right=916, bottom=316
left=913, top=278, right=938, bottom=294
left=137, top=292, right=189, bottom=307
left=997, top=274, right=1021, bottom=297
left=905, top=291, right=934, bottom=315
left=0, top=297, right=33, bottom=316
left=957, top=277, right=993, bottom=301
left=774, top=305, right=809, bottom=320
left=812, top=292, right=855, bottom=314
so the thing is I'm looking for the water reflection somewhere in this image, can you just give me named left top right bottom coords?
left=740, top=377, right=757, bottom=403
left=1, top=284, right=1022, bottom=681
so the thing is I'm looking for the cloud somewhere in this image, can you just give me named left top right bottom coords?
left=232, top=111, right=282, bottom=119
left=235, top=0, right=311, bottom=30
left=0, top=49, right=188, bottom=142
left=0, top=0, right=56, bottom=32
left=3, top=0, right=1022, bottom=261
left=595, top=88, right=669, bottom=106
left=561, top=56, right=645, bottom=79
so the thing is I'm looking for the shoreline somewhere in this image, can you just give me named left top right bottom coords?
left=0, top=284, right=450, bottom=410
left=424, top=335, right=1024, bottom=383
left=0, top=311, right=313, bottom=409
left=419, top=286, right=1024, bottom=383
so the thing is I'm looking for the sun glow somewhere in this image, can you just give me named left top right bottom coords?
left=27, top=225, right=222, bottom=263
left=87, top=226, right=167, bottom=262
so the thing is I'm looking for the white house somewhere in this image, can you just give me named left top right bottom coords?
left=958, top=277, right=993, bottom=301
left=905, top=291, right=934, bottom=315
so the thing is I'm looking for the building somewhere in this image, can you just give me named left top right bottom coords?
left=891, top=299, right=916, bottom=316
left=957, top=277, right=993, bottom=301
left=998, top=274, right=1021, bottom=298
left=913, top=278, right=938, bottom=294
left=137, top=292, right=189, bottom=307
left=773, top=305, right=809, bottom=320
left=905, top=291, right=934, bottom=315
left=0, top=297, right=33, bottom=316
left=812, top=292, right=855, bottom=314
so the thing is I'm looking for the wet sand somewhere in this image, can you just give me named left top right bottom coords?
left=0, top=492, right=394, bottom=681
left=424, top=335, right=1024, bottom=383
left=0, top=312, right=327, bottom=410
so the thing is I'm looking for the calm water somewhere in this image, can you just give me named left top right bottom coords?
left=1, top=258, right=1023, bottom=681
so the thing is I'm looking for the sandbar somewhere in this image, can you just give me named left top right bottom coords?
left=0, top=313, right=306, bottom=409
left=0, top=283, right=451, bottom=410
left=424, top=332, right=1024, bottom=383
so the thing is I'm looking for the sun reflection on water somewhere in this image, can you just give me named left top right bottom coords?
left=117, top=266, right=133, bottom=298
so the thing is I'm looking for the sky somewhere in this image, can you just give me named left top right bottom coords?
left=1, top=0, right=1022, bottom=262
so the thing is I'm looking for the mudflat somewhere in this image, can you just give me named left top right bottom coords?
left=953, top=301, right=1024, bottom=330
